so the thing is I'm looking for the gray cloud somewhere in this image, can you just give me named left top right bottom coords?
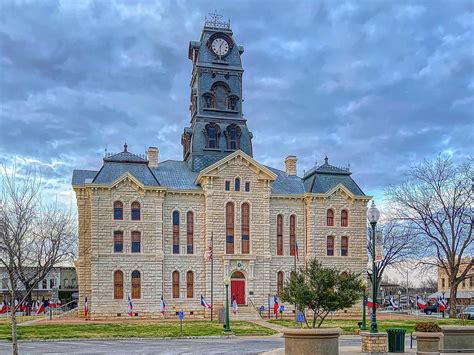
left=1, top=0, right=473, bottom=205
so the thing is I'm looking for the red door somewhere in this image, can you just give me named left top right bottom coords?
left=231, top=280, right=245, bottom=305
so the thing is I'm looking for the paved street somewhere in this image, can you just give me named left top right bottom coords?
left=0, top=336, right=363, bottom=355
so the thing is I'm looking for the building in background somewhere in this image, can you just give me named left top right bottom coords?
left=72, top=15, right=371, bottom=318
left=434, top=258, right=474, bottom=306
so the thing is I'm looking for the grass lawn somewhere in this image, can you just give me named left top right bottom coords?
left=0, top=321, right=276, bottom=341
left=269, top=318, right=474, bottom=334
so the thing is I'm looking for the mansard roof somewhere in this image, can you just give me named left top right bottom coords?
left=72, top=148, right=365, bottom=196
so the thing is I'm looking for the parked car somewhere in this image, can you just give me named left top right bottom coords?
left=380, top=306, right=397, bottom=313
left=423, top=303, right=441, bottom=315
left=459, top=306, right=474, bottom=320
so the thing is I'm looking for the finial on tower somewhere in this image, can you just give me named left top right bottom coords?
left=324, top=155, right=329, bottom=165
left=124, top=141, right=128, bottom=152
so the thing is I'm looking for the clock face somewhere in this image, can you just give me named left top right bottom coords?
left=211, top=37, right=229, bottom=57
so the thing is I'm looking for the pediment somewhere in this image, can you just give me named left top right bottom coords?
left=324, top=184, right=356, bottom=200
left=195, top=150, right=277, bottom=184
left=109, top=173, right=146, bottom=191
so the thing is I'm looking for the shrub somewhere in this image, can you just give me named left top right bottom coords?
left=415, top=321, right=441, bottom=332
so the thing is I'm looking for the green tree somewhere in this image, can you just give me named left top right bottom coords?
left=281, top=259, right=365, bottom=328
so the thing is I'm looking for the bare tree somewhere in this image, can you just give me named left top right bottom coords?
left=367, top=220, right=415, bottom=292
left=386, top=155, right=473, bottom=317
left=0, top=164, right=76, bottom=355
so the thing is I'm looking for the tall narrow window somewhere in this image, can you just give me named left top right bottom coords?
left=131, top=201, right=141, bottom=220
left=341, top=236, right=349, bottom=256
left=186, top=271, right=194, bottom=298
left=327, top=209, right=334, bottom=226
left=213, top=83, right=228, bottom=109
left=204, top=123, right=221, bottom=149
left=225, top=124, right=241, bottom=150
left=245, top=182, right=250, bottom=192
left=173, top=211, right=180, bottom=254
left=131, top=231, right=141, bottom=253
left=341, top=210, right=348, bottom=227
left=172, top=271, right=180, bottom=299
left=114, top=231, right=123, bottom=253
left=241, top=203, right=250, bottom=254
left=277, top=271, right=284, bottom=296
left=114, top=270, right=123, bottom=299
left=225, top=180, right=230, bottom=191
left=114, top=201, right=123, bottom=220
left=187, top=211, right=194, bottom=254
left=441, top=278, right=445, bottom=288
left=277, top=214, right=283, bottom=256
left=326, top=236, right=334, bottom=256
left=290, top=215, right=296, bottom=256
left=235, top=177, right=240, bottom=191
left=131, top=270, right=141, bottom=299
left=226, top=202, right=234, bottom=254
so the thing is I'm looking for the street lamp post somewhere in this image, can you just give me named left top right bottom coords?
left=368, top=200, right=380, bottom=333
left=361, top=288, right=367, bottom=330
left=224, top=277, right=231, bottom=334
left=398, top=290, right=402, bottom=312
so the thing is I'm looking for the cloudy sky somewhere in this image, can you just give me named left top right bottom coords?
left=1, top=0, right=473, bottom=207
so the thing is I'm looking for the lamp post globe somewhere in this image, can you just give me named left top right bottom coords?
left=367, top=200, right=380, bottom=333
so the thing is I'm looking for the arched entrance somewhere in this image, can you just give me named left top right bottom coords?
left=230, top=271, right=246, bottom=305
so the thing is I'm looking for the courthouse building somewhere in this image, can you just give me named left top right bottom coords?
left=72, top=16, right=371, bottom=317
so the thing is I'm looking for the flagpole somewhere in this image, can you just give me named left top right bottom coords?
left=210, top=231, right=214, bottom=322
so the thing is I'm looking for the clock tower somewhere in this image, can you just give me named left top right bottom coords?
left=182, top=13, right=253, bottom=171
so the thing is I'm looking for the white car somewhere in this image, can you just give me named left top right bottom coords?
left=459, top=306, right=474, bottom=320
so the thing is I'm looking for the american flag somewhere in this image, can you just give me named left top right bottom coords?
left=208, top=241, right=213, bottom=261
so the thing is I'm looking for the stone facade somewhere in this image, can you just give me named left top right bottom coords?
left=72, top=19, right=371, bottom=318
left=361, top=332, right=388, bottom=353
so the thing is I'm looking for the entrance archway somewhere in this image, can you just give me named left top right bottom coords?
left=230, top=271, right=246, bottom=305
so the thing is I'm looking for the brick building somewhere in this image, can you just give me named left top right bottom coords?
left=72, top=17, right=371, bottom=317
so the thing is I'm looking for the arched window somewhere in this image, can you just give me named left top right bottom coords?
left=235, top=177, right=240, bottom=191
left=277, top=214, right=283, bottom=256
left=227, top=95, right=239, bottom=111
left=277, top=271, right=284, bottom=295
left=172, top=271, right=180, bottom=299
left=212, top=83, right=229, bottom=109
left=114, top=201, right=123, bottom=220
left=131, top=231, right=141, bottom=253
left=241, top=203, right=250, bottom=254
left=42, top=279, right=47, bottom=289
left=341, top=210, right=348, bottom=227
left=131, top=201, right=141, bottom=221
left=114, top=271, right=123, bottom=299
left=204, top=123, right=220, bottom=149
left=326, top=236, right=334, bottom=256
left=226, top=202, right=234, bottom=254
left=290, top=215, right=296, bottom=256
left=131, top=270, right=141, bottom=299
left=186, top=271, right=194, bottom=298
left=173, top=211, right=180, bottom=254
left=203, top=93, right=215, bottom=108
left=326, top=209, right=334, bottom=226
left=341, top=236, right=349, bottom=256
left=114, top=231, right=123, bottom=253
left=187, top=211, right=194, bottom=254
left=225, top=124, right=241, bottom=150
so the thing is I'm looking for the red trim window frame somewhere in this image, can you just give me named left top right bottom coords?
left=277, top=214, right=283, bottom=256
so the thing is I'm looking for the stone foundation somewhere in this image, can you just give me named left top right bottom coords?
left=361, top=332, right=388, bottom=353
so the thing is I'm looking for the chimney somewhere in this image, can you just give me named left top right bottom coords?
left=147, top=147, right=159, bottom=168
left=285, top=155, right=297, bottom=176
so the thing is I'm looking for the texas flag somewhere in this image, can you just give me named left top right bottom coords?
left=36, top=301, right=45, bottom=315
left=232, top=296, right=238, bottom=314
left=84, top=296, right=89, bottom=318
left=200, top=295, right=212, bottom=309
left=127, top=295, right=133, bottom=317
left=437, top=296, right=447, bottom=312
left=366, top=298, right=379, bottom=309
left=0, top=303, right=7, bottom=314
left=417, top=296, right=427, bottom=310
left=389, top=295, right=399, bottom=310
left=160, top=295, right=166, bottom=314
left=273, top=295, right=279, bottom=315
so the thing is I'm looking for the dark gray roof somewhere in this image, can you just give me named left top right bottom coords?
left=266, top=166, right=305, bottom=194
left=93, top=162, right=160, bottom=186
left=302, top=158, right=365, bottom=196
left=103, top=151, right=147, bottom=163
left=152, top=160, right=200, bottom=190
left=71, top=170, right=98, bottom=185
